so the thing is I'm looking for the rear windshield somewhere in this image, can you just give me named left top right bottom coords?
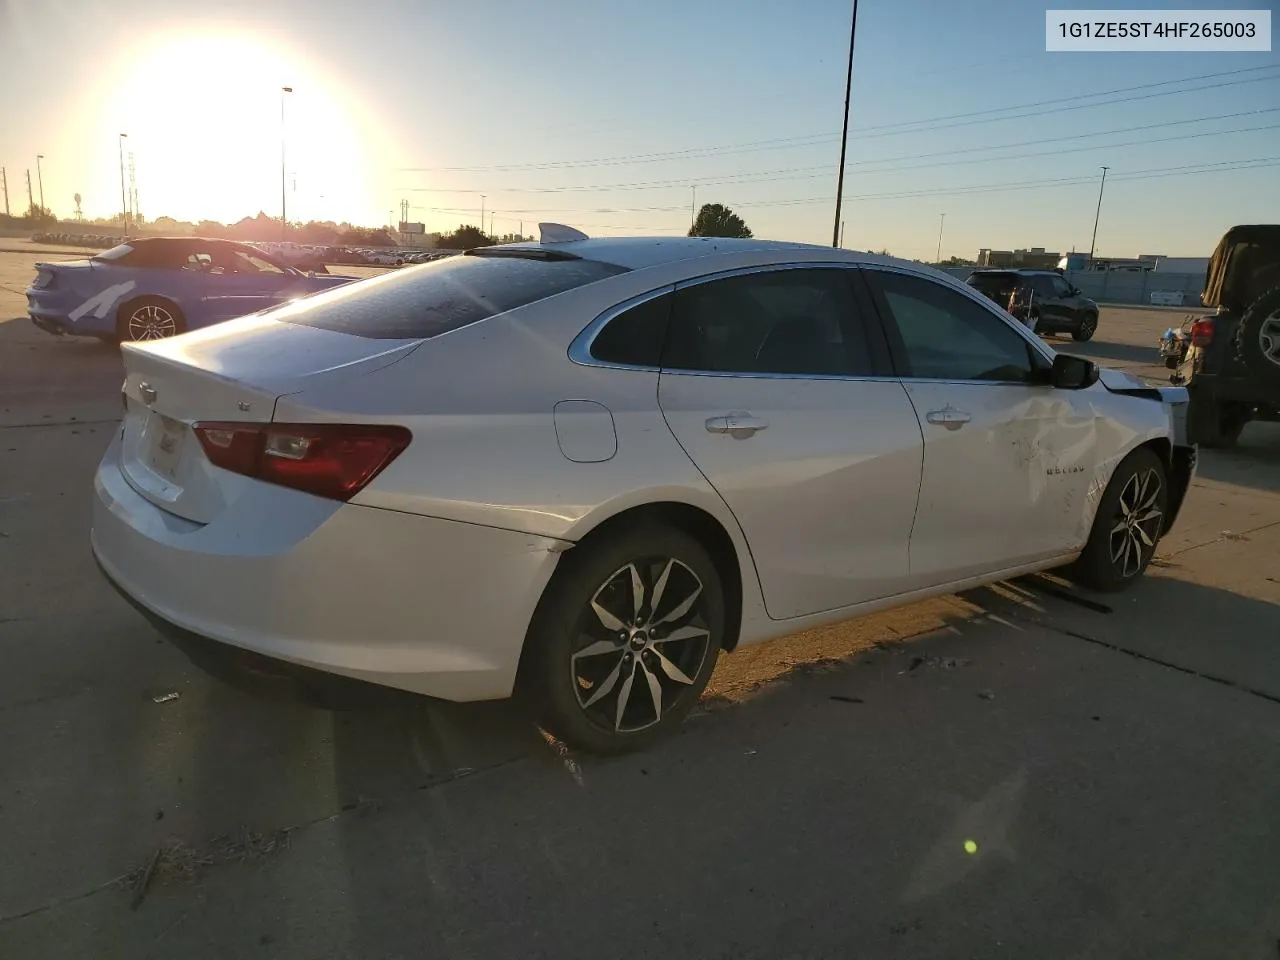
left=271, top=253, right=630, bottom=339
left=91, top=243, right=136, bottom=263
left=966, top=273, right=1018, bottom=298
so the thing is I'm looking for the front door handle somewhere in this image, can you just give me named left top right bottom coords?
left=705, top=412, right=769, bottom=438
left=925, top=406, right=971, bottom=430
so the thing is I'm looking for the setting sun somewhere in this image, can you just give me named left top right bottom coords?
left=89, top=30, right=384, bottom=226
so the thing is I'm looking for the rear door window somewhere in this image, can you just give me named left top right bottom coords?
left=273, top=252, right=629, bottom=339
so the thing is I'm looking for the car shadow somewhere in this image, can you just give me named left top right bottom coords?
left=207, top=573, right=1280, bottom=954
left=12, top=562, right=1280, bottom=955
left=1191, top=422, right=1280, bottom=494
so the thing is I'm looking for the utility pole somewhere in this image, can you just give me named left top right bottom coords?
left=281, top=87, right=292, bottom=243
left=118, top=133, right=129, bottom=235
left=1, top=167, right=8, bottom=216
left=936, top=212, right=946, bottom=264
left=690, top=185, right=697, bottom=230
left=1088, top=165, right=1109, bottom=260
left=480, top=195, right=485, bottom=232
left=832, top=0, right=860, bottom=247
left=35, top=155, right=45, bottom=213
left=128, top=152, right=137, bottom=224
left=26, top=169, right=33, bottom=212
left=839, top=220, right=846, bottom=248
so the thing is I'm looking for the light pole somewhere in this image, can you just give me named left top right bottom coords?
left=35, top=154, right=45, bottom=213
left=281, top=86, right=292, bottom=242
left=690, top=184, right=697, bottom=231
left=480, top=195, right=485, bottom=232
left=936, top=212, right=946, bottom=264
left=1089, top=166, right=1109, bottom=260
left=118, top=133, right=128, bottom=235
left=832, top=0, right=860, bottom=247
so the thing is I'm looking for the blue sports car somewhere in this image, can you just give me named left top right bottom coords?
left=27, top=236, right=359, bottom=343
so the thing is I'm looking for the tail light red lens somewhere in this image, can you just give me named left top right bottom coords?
left=1190, top=318, right=1214, bottom=346
left=193, top=422, right=411, bottom=501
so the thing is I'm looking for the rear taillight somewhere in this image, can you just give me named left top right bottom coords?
left=193, top=422, right=411, bottom=502
left=1190, top=317, right=1214, bottom=346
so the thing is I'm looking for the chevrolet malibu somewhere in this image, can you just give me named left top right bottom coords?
left=92, top=227, right=1197, bottom=753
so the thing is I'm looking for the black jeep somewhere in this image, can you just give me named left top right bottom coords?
left=966, top=268, right=1100, bottom=341
left=1168, top=225, right=1280, bottom=447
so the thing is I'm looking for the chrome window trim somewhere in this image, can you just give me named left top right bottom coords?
left=567, top=283, right=676, bottom=372
left=567, top=259, right=1064, bottom=389
left=568, top=262, right=871, bottom=377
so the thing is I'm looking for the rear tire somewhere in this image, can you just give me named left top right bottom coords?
left=1072, top=312, right=1098, bottom=342
left=519, top=525, right=724, bottom=755
left=116, top=296, right=187, bottom=343
left=1066, top=447, right=1168, bottom=592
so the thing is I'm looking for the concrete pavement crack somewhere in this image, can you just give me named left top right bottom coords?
left=0, top=418, right=120, bottom=431
left=1159, top=518, right=1280, bottom=561
left=1002, top=608, right=1280, bottom=708
left=0, top=753, right=530, bottom=927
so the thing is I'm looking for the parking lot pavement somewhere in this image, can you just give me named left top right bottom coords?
left=2, top=273, right=1279, bottom=958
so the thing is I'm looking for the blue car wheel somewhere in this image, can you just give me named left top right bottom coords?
left=117, top=296, right=187, bottom=343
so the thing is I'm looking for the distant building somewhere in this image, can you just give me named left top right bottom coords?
left=977, top=246, right=1061, bottom=269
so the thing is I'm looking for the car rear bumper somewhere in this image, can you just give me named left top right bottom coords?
left=29, top=312, right=70, bottom=336
left=1188, top=373, right=1280, bottom=406
left=91, top=434, right=565, bottom=702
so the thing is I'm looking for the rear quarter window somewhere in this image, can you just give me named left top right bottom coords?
left=272, top=253, right=630, bottom=339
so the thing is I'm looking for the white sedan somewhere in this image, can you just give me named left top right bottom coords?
left=92, top=226, right=1197, bottom=753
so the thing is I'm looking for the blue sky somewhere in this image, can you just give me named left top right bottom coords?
left=0, top=0, right=1276, bottom=258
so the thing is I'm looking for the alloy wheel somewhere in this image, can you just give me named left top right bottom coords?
left=570, top=557, right=712, bottom=734
left=1078, top=314, right=1097, bottom=339
left=1108, top=468, right=1164, bottom=579
left=127, top=304, right=177, bottom=341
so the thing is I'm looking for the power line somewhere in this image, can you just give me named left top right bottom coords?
left=396, top=106, right=1280, bottom=197
left=394, top=66, right=1280, bottom=174
left=405, top=156, right=1280, bottom=217
left=726, top=157, right=1280, bottom=209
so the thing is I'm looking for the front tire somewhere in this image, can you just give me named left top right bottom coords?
left=116, top=296, right=187, bottom=343
left=519, top=525, right=724, bottom=755
left=1071, top=312, right=1098, bottom=342
left=1067, top=447, right=1168, bottom=592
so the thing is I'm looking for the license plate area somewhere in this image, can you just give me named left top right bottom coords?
left=143, top=412, right=185, bottom=481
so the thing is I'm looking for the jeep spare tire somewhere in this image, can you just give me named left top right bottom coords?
left=1239, top=286, right=1280, bottom=386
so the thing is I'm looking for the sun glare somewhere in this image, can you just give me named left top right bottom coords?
left=96, top=30, right=382, bottom=227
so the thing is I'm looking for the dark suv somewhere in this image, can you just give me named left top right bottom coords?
left=966, top=269, right=1100, bottom=341
left=1170, top=224, right=1280, bottom=447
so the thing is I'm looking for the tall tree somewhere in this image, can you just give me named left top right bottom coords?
left=435, top=224, right=496, bottom=249
left=688, top=203, right=753, bottom=239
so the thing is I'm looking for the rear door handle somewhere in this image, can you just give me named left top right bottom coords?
left=925, top=406, right=971, bottom=429
left=705, top=412, right=769, bottom=438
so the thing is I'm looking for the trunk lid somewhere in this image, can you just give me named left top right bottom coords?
left=118, top=313, right=422, bottom=523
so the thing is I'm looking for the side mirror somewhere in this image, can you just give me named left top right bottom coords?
left=1050, top=353, right=1099, bottom=390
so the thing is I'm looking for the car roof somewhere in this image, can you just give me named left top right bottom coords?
left=496, top=235, right=849, bottom=271
left=123, top=236, right=257, bottom=253
left=969, top=268, right=1057, bottom=276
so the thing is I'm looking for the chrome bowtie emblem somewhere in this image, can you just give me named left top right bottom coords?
left=237, top=400, right=252, bottom=412
left=139, top=382, right=157, bottom=404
